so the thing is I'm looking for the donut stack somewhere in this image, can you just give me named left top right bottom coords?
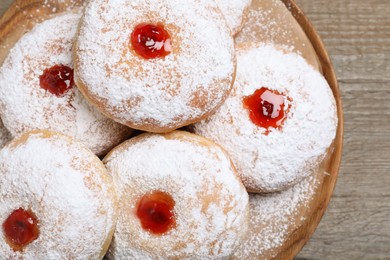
left=0, top=0, right=337, bottom=259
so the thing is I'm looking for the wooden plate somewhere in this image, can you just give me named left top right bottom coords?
left=0, top=0, right=343, bottom=259
left=274, top=1, right=343, bottom=258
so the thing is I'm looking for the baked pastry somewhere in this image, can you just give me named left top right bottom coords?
left=231, top=171, right=320, bottom=259
left=74, top=0, right=236, bottom=133
left=215, top=0, right=252, bottom=35
left=103, top=131, right=249, bottom=259
left=0, top=130, right=118, bottom=258
left=192, top=44, right=337, bottom=193
left=0, top=11, right=132, bottom=156
left=0, top=119, right=11, bottom=149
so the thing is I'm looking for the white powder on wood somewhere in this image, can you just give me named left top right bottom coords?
left=214, top=0, right=252, bottom=35
left=231, top=169, right=320, bottom=259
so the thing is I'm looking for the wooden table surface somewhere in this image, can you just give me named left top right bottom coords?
left=1, top=0, right=389, bottom=259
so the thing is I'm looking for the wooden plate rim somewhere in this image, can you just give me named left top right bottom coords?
left=275, top=0, right=344, bottom=259
left=0, top=0, right=344, bottom=259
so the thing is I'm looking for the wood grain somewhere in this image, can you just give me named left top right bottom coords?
left=294, top=0, right=390, bottom=259
left=1, top=0, right=388, bottom=259
left=0, top=1, right=12, bottom=16
left=0, top=0, right=343, bottom=258
left=0, top=0, right=343, bottom=259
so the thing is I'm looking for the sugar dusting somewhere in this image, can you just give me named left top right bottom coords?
left=192, top=44, right=337, bottom=192
left=75, top=0, right=235, bottom=130
left=104, top=133, right=249, bottom=259
left=231, top=169, right=320, bottom=259
left=215, top=0, right=252, bottom=35
left=235, top=0, right=321, bottom=72
left=0, top=0, right=337, bottom=258
left=235, top=0, right=294, bottom=45
left=0, top=11, right=132, bottom=156
left=0, top=132, right=117, bottom=258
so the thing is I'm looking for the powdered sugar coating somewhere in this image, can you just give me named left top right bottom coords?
left=0, top=12, right=132, bottom=156
left=234, top=0, right=321, bottom=72
left=0, top=131, right=117, bottom=258
left=192, top=44, right=337, bottom=192
left=103, top=131, right=249, bottom=259
left=0, top=119, right=11, bottom=148
left=74, top=0, right=235, bottom=132
left=215, top=0, right=252, bottom=35
left=231, top=170, right=320, bottom=259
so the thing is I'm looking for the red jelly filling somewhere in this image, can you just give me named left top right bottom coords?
left=39, top=64, right=74, bottom=96
left=2, top=208, right=39, bottom=251
left=136, top=190, right=176, bottom=235
left=243, top=87, right=291, bottom=134
left=130, top=23, right=172, bottom=59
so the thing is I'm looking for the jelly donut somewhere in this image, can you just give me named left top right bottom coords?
left=0, top=130, right=118, bottom=258
left=192, top=44, right=337, bottom=193
left=0, top=119, right=11, bottom=149
left=215, top=0, right=252, bottom=35
left=0, top=12, right=132, bottom=156
left=74, top=0, right=236, bottom=133
left=103, top=131, right=249, bottom=259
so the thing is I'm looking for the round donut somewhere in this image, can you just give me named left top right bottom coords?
left=192, top=44, right=337, bottom=193
left=103, top=131, right=249, bottom=259
left=215, top=0, right=252, bottom=35
left=0, top=119, right=11, bottom=149
left=0, top=11, right=132, bottom=156
left=74, top=0, right=236, bottom=133
left=0, top=130, right=118, bottom=258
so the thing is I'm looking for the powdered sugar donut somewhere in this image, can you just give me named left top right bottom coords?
left=74, top=0, right=236, bottom=133
left=103, top=131, right=249, bottom=259
left=0, top=11, right=132, bottom=156
left=215, top=0, right=252, bottom=35
left=192, top=44, right=337, bottom=193
left=0, top=119, right=11, bottom=149
left=0, top=130, right=118, bottom=258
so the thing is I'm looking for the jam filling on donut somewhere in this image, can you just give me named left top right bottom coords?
left=2, top=208, right=39, bottom=251
left=243, top=87, right=291, bottom=134
left=39, top=64, right=74, bottom=96
left=136, top=190, right=176, bottom=235
left=130, top=23, right=172, bottom=59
